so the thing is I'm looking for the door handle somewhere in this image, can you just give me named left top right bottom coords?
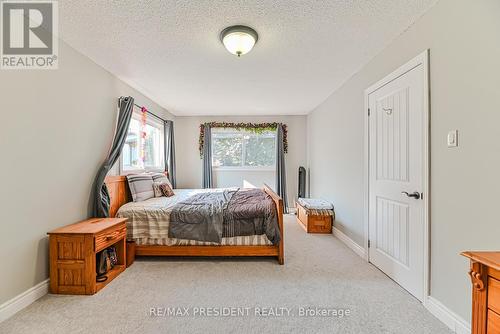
left=402, top=191, right=421, bottom=200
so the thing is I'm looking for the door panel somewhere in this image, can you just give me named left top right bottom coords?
left=368, top=63, right=425, bottom=301
left=376, top=197, right=409, bottom=267
left=376, top=87, right=409, bottom=182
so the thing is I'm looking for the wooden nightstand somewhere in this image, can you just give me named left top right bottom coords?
left=47, top=218, right=127, bottom=295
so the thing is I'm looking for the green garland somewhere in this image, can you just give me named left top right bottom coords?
left=199, top=122, right=288, bottom=157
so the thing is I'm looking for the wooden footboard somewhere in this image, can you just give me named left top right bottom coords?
left=263, top=184, right=284, bottom=265
left=105, top=176, right=284, bottom=264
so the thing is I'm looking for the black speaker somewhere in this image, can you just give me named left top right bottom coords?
left=298, top=166, right=306, bottom=198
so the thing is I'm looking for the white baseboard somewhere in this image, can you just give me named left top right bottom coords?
left=425, top=296, right=470, bottom=334
left=0, top=279, right=49, bottom=323
left=332, top=226, right=366, bottom=259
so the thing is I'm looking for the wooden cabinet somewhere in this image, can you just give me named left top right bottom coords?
left=462, top=251, right=500, bottom=334
left=296, top=202, right=333, bottom=234
left=48, top=218, right=127, bottom=295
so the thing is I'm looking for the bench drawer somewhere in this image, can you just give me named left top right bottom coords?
left=95, top=224, right=126, bottom=252
left=309, top=217, right=332, bottom=233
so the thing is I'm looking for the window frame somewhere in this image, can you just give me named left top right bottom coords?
left=211, top=128, right=277, bottom=172
left=119, top=111, right=165, bottom=175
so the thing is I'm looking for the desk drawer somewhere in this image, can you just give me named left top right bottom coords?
left=488, top=309, right=500, bottom=334
left=489, top=277, right=500, bottom=314
left=95, top=225, right=126, bottom=252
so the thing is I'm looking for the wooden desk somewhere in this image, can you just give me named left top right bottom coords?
left=47, top=218, right=127, bottom=295
left=462, top=251, right=500, bottom=334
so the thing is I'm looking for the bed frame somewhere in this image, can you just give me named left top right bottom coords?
left=104, top=176, right=284, bottom=264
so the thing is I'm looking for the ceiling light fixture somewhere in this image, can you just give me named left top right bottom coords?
left=220, top=25, right=258, bottom=57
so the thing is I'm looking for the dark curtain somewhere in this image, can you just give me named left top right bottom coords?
left=164, top=120, right=176, bottom=188
left=276, top=123, right=288, bottom=213
left=91, top=96, right=134, bottom=217
left=202, top=124, right=213, bottom=188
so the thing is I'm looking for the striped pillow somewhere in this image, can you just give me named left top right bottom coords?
left=150, top=172, right=173, bottom=189
left=126, top=174, right=154, bottom=202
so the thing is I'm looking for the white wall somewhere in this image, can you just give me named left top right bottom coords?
left=175, top=116, right=307, bottom=208
left=0, top=40, right=173, bottom=305
left=307, top=0, right=500, bottom=322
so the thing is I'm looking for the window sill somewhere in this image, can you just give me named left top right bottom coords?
left=212, top=168, right=276, bottom=172
left=120, top=168, right=164, bottom=175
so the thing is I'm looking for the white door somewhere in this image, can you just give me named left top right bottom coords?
left=367, top=58, right=427, bottom=301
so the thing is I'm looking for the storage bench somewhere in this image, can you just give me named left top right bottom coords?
left=296, top=199, right=334, bottom=234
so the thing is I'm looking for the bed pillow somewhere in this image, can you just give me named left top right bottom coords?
left=150, top=172, right=173, bottom=188
left=126, top=174, right=154, bottom=202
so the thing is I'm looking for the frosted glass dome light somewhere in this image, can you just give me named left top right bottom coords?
left=220, top=25, right=258, bottom=57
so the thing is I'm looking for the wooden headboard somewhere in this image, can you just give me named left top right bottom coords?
left=105, top=176, right=131, bottom=218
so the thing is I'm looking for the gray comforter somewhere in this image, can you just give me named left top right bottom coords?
left=168, top=188, right=280, bottom=245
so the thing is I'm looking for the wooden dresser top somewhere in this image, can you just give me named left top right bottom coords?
left=47, top=218, right=127, bottom=235
left=461, top=251, right=500, bottom=271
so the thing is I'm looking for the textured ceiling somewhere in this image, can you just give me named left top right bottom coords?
left=59, top=0, right=437, bottom=116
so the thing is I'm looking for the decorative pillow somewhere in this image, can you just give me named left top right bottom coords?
left=126, top=174, right=154, bottom=202
left=159, top=182, right=175, bottom=197
left=153, top=181, right=165, bottom=197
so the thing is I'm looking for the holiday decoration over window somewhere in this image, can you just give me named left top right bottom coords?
left=199, top=122, right=288, bottom=158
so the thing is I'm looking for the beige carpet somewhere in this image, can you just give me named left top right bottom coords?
left=0, top=215, right=451, bottom=334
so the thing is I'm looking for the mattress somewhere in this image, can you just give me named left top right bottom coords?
left=116, top=189, right=273, bottom=246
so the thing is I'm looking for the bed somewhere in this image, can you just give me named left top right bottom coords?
left=104, top=176, right=284, bottom=264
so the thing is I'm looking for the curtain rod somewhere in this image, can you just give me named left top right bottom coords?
left=133, top=103, right=168, bottom=123
left=118, top=96, right=168, bottom=123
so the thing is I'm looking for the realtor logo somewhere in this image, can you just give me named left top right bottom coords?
left=1, top=0, right=58, bottom=69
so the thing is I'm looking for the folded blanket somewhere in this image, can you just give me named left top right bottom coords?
left=297, top=198, right=334, bottom=210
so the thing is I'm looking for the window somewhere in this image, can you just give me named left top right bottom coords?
left=121, top=112, right=164, bottom=173
left=212, top=129, right=276, bottom=169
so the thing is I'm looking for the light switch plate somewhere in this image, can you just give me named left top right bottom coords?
left=447, top=130, right=458, bottom=147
